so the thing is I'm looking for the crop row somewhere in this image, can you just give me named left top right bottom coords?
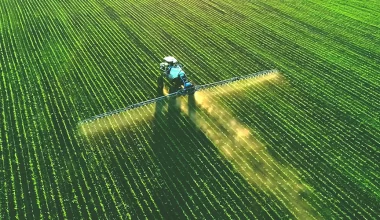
left=81, top=0, right=316, bottom=217
left=1, top=0, right=378, bottom=219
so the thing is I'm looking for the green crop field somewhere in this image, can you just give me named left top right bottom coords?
left=1, top=0, right=379, bottom=219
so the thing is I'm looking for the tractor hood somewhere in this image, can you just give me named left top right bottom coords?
left=168, top=66, right=185, bottom=80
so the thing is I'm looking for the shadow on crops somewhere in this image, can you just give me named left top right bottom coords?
left=148, top=82, right=276, bottom=219
left=78, top=75, right=289, bottom=218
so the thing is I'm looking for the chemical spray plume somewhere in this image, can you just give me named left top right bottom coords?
left=176, top=75, right=320, bottom=219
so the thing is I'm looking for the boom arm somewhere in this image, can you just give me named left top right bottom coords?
left=78, top=69, right=278, bottom=125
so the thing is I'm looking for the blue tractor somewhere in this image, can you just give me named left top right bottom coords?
left=159, top=56, right=194, bottom=93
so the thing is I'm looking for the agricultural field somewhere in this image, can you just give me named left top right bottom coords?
left=1, top=0, right=379, bottom=219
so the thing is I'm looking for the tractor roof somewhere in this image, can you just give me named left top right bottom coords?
left=163, top=56, right=177, bottom=63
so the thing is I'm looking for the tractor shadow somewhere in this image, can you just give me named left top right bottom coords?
left=148, top=78, right=275, bottom=219
left=83, top=76, right=289, bottom=218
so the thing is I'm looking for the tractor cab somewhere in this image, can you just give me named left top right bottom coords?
left=160, top=56, right=194, bottom=91
left=159, top=56, right=177, bottom=73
